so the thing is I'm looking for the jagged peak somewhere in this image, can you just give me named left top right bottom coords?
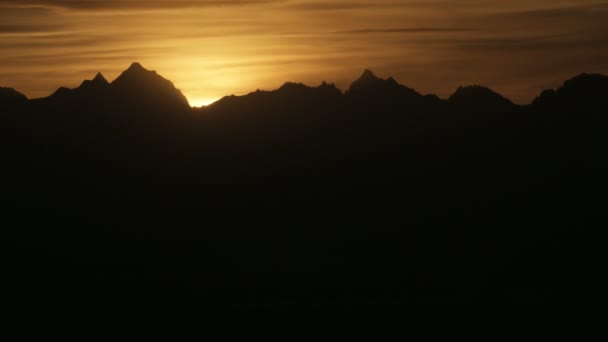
left=348, top=69, right=403, bottom=93
left=360, top=69, right=378, bottom=80
left=347, top=69, right=422, bottom=99
left=112, top=62, right=167, bottom=87
left=79, top=72, right=109, bottom=88
left=355, top=69, right=383, bottom=84
left=93, top=72, right=108, bottom=84
left=109, top=62, right=189, bottom=109
left=532, top=72, right=608, bottom=106
left=320, top=81, right=339, bottom=89
left=127, top=62, right=146, bottom=72
left=113, top=62, right=158, bottom=82
left=279, top=82, right=309, bottom=90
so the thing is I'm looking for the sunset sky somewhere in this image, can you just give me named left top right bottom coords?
left=1, top=0, right=607, bottom=105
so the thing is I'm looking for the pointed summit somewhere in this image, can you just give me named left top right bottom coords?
left=93, top=72, right=108, bottom=84
left=78, top=71, right=110, bottom=91
left=111, top=62, right=190, bottom=111
left=40, top=63, right=188, bottom=110
left=111, top=62, right=160, bottom=86
left=113, top=62, right=159, bottom=85
left=346, top=69, right=422, bottom=102
left=355, top=69, right=382, bottom=85
left=127, top=62, right=146, bottom=72
left=348, top=69, right=397, bottom=94
left=361, top=69, right=377, bottom=79
left=319, top=81, right=340, bottom=91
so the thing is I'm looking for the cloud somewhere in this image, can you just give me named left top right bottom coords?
left=279, top=1, right=368, bottom=11
left=0, top=0, right=282, bottom=10
left=0, top=24, right=61, bottom=33
left=333, top=28, right=476, bottom=34
left=451, top=35, right=608, bottom=52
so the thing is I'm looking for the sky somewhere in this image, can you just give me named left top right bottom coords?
left=1, top=0, right=607, bottom=105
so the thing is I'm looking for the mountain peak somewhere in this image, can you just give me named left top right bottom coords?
left=569, top=72, right=606, bottom=82
left=359, top=69, right=381, bottom=82
left=78, top=72, right=110, bottom=90
left=533, top=73, right=608, bottom=107
left=50, top=86, right=72, bottom=98
left=452, top=85, right=497, bottom=96
left=279, top=82, right=308, bottom=91
left=346, top=69, right=423, bottom=101
left=560, top=73, right=608, bottom=93
left=0, top=87, right=27, bottom=102
left=319, top=81, right=339, bottom=90
left=93, top=72, right=108, bottom=84
left=362, top=68, right=375, bottom=76
left=116, top=62, right=157, bottom=80
left=113, top=63, right=159, bottom=85
left=449, top=85, right=513, bottom=107
left=111, top=63, right=190, bottom=110
left=127, top=62, right=146, bottom=72
left=348, top=69, right=389, bottom=93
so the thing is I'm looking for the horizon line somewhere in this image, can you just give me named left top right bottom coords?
left=5, top=62, right=604, bottom=107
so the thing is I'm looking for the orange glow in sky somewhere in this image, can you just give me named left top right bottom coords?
left=1, top=0, right=608, bottom=104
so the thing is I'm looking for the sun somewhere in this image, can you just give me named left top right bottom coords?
left=189, top=98, right=218, bottom=107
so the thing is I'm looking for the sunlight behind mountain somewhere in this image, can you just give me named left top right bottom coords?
left=1, top=0, right=608, bottom=104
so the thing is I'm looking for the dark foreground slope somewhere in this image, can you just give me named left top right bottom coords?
left=2, top=66, right=607, bottom=336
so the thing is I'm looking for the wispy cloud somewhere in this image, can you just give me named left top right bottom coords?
left=333, top=28, right=476, bottom=34
left=279, top=1, right=368, bottom=11
left=0, top=24, right=62, bottom=33
left=0, top=0, right=283, bottom=10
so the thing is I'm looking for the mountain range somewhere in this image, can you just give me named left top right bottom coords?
left=2, top=62, right=606, bottom=114
left=3, top=62, right=607, bottom=335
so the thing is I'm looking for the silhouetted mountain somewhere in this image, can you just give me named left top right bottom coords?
left=346, top=69, right=422, bottom=100
left=111, top=62, right=190, bottom=112
left=559, top=73, right=608, bottom=99
left=30, top=63, right=189, bottom=115
left=49, top=86, right=72, bottom=99
left=47, top=72, right=110, bottom=104
left=79, top=72, right=110, bottom=91
left=8, top=67, right=608, bottom=116
left=0, top=87, right=27, bottom=104
left=448, top=85, right=514, bottom=109
left=209, top=81, right=342, bottom=113
left=3, top=67, right=608, bottom=337
left=533, top=73, right=608, bottom=110
left=342, top=70, right=444, bottom=120
left=348, top=69, right=394, bottom=92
